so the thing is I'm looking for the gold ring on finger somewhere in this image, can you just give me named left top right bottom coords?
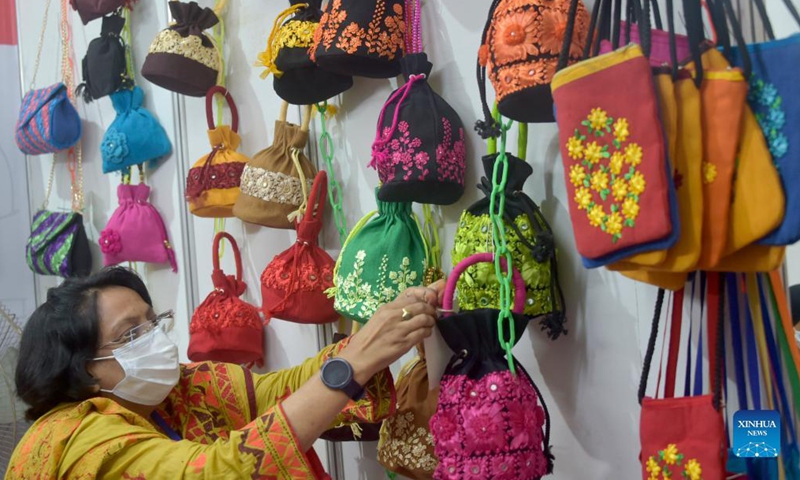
left=401, top=308, right=413, bottom=321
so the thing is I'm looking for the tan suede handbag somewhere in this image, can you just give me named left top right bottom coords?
left=233, top=102, right=316, bottom=229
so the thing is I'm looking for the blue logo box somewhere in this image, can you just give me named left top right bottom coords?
left=733, top=410, right=781, bottom=458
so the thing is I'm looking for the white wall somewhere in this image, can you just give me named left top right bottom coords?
left=12, top=0, right=798, bottom=479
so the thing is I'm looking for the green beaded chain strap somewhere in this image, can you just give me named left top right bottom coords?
left=489, top=113, right=518, bottom=374
left=315, top=102, right=348, bottom=246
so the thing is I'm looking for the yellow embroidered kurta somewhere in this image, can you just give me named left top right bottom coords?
left=6, top=340, right=395, bottom=479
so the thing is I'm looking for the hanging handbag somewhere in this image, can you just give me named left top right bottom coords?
left=475, top=0, right=590, bottom=128
left=142, top=1, right=221, bottom=97
left=331, top=190, right=427, bottom=324
left=261, top=171, right=338, bottom=324
left=452, top=150, right=566, bottom=340
left=369, top=1, right=466, bottom=205
left=26, top=154, right=92, bottom=279
left=723, top=0, right=800, bottom=245
left=16, top=0, right=82, bottom=156
left=186, top=86, right=248, bottom=218
left=310, top=0, right=406, bottom=78
left=70, top=0, right=129, bottom=25
left=638, top=282, right=727, bottom=480
left=431, top=253, right=553, bottom=480
left=101, top=86, right=172, bottom=174
left=188, top=232, right=264, bottom=365
left=99, top=167, right=178, bottom=272
left=256, top=0, right=353, bottom=105
left=377, top=342, right=439, bottom=479
left=75, top=13, right=130, bottom=103
left=233, top=103, right=316, bottom=229
left=551, top=0, right=678, bottom=265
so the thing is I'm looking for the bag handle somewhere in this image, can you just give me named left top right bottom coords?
left=29, top=0, right=54, bottom=89
left=302, top=171, right=329, bottom=222
left=748, top=0, right=800, bottom=41
left=287, top=148, right=311, bottom=223
left=441, top=253, right=526, bottom=315
left=474, top=0, right=504, bottom=139
left=213, top=231, right=242, bottom=283
left=205, top=86, right=239, bottom=132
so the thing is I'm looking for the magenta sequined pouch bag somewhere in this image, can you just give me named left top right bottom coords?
left=430, top=253, right=554, bottom=480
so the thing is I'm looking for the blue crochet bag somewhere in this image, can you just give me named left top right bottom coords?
left=723, top=0, right=800, bottom=245
left=15, top=83, right=82, bottom=155
left=102, top=86, right=172, bottom=174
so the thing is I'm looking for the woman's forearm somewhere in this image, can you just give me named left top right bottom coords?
left=279, top=348, right=375, bottom=451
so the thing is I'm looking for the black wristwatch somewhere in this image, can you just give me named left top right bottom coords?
left=320, top=358, right=365, bottom=401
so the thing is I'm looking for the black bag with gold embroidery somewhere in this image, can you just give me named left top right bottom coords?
left=310, top=0, right=406, bottom=79
left=256, top=0, right=353, bottom=105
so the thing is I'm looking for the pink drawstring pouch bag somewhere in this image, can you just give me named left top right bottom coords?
left=99, top=181, right=178, bottom=272
left=430, top=253, right=554, bottom=480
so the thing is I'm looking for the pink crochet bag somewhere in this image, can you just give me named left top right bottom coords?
left=99, top=177, right=177, bottom=272
left=430, top=252, right=553, bottom=480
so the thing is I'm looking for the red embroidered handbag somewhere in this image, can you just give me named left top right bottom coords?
left=261, top=171, right=338, bottom=324
left=638, top=278, right=727, bottom=480
left=551, top=0, right=675, bottom=262
left=188, top=232, right=265, bottom=365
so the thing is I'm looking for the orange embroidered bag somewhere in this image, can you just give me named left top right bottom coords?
left=188, top=232, right=265, bottom=365
left=260, top=171, right=338, bottom=324
left=616, top=71, right=702, bottom=290
left=474, top=0, right=590, bottom=128
left=186, top=86, right=250, bottom=218
left=638, top=280, right=727, bottom=480
left=310, top=0, right=406, bottom=79
left=551, top=0, right=677, bottom=264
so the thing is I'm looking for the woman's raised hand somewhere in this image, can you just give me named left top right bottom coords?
left=339, top=280, right=446, bottom=384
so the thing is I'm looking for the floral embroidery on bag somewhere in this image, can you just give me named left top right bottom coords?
left=149, top=29, right=220, bottom=71
left=261, top=257, right=334, bottom=293
left=436, top=118, right=467, bottom=185
left=102, top=129, right=130, bottom=164
left=375, top=121, right=430, bottom=183
left=567, top=108, right=644, bottom=242
left=99, top=229, right=122, bottom=255
left=645, top=444, right=703, bottom=480
left=748, top=75, right=788, bottom=161
left=492, top=10, right=541, bottom=65
left=377, top=411, right=438, bottom=473
left=452, top=211, right=554, bottom=317
left=334, top=250, right=422, bottom=320
left=314, top=0, right=405, bottom=60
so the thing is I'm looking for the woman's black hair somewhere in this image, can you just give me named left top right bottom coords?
left=15, top=267, right=152, bottom=421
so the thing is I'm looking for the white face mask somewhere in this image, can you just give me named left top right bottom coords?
left=95, top=326, right=180, bottom=406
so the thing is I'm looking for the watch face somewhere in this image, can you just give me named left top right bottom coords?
left=323, top=358, right=352, bottom=389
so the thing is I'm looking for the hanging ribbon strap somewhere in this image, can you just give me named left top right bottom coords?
left=404, top=0, right=422, bottom=54
left=287, top=148, right=311, bottom=224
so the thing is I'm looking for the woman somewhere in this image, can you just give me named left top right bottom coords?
left=7, top=267, right=443, bottom=479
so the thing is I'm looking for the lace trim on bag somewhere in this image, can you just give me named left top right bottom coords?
left=187, top=162, right=245, bottom=194
left=149, top=29, right=220, bottom=71
left=261, top=255, right=334, bottom=293
left=239, top=165, right=313, bottom=206
left=189, top=292, right=262, bottom=335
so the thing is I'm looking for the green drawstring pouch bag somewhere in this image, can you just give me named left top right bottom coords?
left=330, top=190, right=428, bottom=324
left=451, top=122, right=567, bottom=339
